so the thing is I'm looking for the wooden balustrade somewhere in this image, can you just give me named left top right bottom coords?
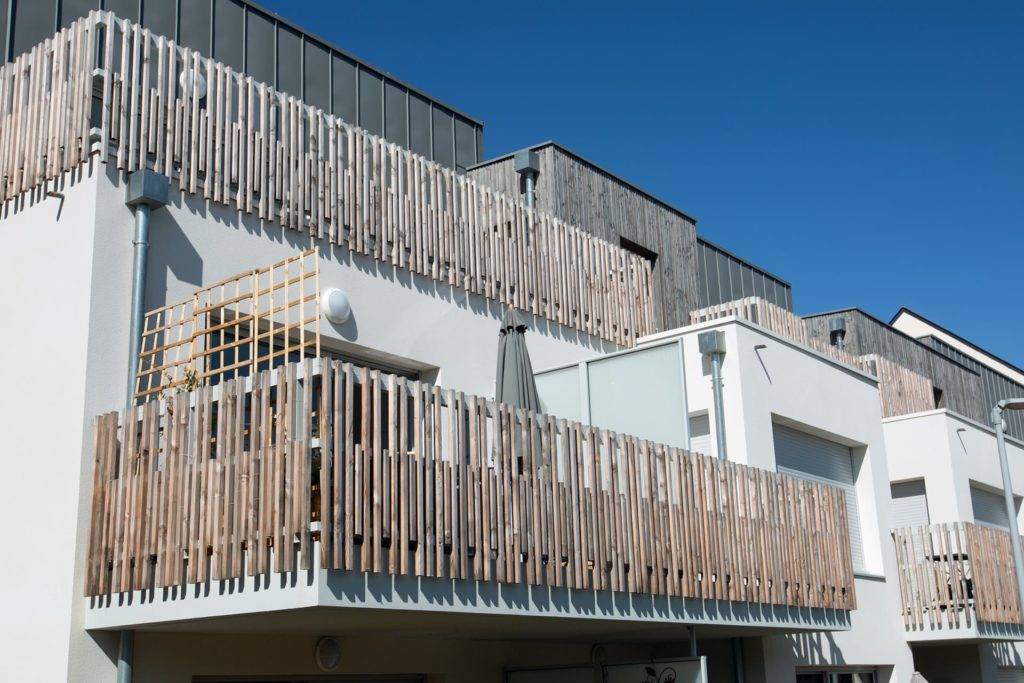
left=690, top=297, right=936, bottom=418
left=86, top=359, right=856, bottom=611
left=892, top=522, right=1024, bottom=630
left=0, top=12, right=655, bottom=347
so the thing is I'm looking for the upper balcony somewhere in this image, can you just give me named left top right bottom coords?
left=85, top=351, right=857, bottom=635
left=0, top=11, right=655, bottom=349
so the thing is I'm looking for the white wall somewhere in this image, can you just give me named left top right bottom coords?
left=0, top=169, right=120, bottom=681
left=643, top=319, right=915, bottom=682
left=883, top=409, right=1024, bottom=528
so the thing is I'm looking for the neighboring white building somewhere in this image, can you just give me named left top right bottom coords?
left=0, top=9, right=1021, bottom=683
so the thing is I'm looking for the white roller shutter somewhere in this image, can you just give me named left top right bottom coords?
left=890, top=480, right=930, bottom=529
left=972, top=485, right=1011, bottom=529
left=773, top=424, right=864, bottom=570
left=689, top=414, right=713, bottom=457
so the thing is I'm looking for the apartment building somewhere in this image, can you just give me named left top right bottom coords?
left=0, top=3, right=1020, bottom=683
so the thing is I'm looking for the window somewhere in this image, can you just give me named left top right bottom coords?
left=688, top=413, right=712, bottom=457
left=619, top=236, right=657, bottom=266
left=797, top=671, right=876, bottom=683
left=971, top=485, right=1018, bottom=530
left=890, top=480, right=929, bottom=529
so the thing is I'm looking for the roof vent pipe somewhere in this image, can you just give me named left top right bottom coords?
left=514, top=148, right=540, bottom=210
left=829, top=316, right=847, bottom=349
left=124, top=170, right=170, bottom=415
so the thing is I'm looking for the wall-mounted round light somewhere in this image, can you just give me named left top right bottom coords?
left=321, top=287, right=352, bottom=324
left=179, top=68, right=208, bottom=99
left=314, top=636, right=342, bottom=672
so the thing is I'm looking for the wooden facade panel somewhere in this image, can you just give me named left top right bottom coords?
left=468, top=144, right=700, bottom=332
left=85, top=358, right=857, bottom=612
left=892, top=522, right=1024, bottom=630
left=0, top=13, right=656, bottom=347
left=805, top=311, right=986, bottom=423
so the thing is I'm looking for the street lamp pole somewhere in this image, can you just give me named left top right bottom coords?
left=993, top=399, right=1024, bottom=612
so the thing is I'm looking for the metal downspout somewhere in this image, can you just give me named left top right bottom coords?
left=116, top=630, right=134, bottom=683
left=710, top=351, right=727, bottom=460
left=125, top=203, right=150, bottom=414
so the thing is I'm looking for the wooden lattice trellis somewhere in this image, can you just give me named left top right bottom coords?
left=134, top=248, right=320, bottom=401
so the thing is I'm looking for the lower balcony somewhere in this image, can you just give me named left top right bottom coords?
left=85, top=359, right=856, bottom=637
left=892, top=522, right=1024, bottom=641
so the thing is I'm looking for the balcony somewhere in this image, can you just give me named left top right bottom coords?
left=85, top=358, right=856, bottom=633
left=891, top=522, right=1024, bottom=641
left=0, top=11, right=654, bottom=348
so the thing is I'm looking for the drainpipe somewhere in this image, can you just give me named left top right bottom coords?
left=698, top=330, right=728, bottom=460
left=123, top=170, right=169, bottom=414
left=116, top=630, right=134, bottom=683
left=829, top=315, right=847, bottom=350
left=514, top=148, right=540, bottom=210
left=730, top=638, right=745, bottom=683
left=993, top=399, right=1024, bottom=613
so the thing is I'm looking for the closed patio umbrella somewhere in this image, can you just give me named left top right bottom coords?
left=495, top=307, right=541, bottom=412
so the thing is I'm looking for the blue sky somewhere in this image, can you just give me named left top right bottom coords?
left=263, top=0, right=1024, bottom=367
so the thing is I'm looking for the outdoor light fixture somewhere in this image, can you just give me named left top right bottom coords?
left=321, top=287, right=352, bottom=324
left=179, top=67, right=208, bottom=100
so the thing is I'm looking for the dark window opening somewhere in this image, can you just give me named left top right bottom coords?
left=619, top=236, right=657, bottom=266
left=933, top=386, right=945, bottom=409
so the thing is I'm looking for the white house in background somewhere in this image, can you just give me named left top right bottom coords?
left=0, top=6, right=1021, bottom=683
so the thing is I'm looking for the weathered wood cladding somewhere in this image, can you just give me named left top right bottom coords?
left=469, top=144, right=700, bottom=332
left=804, top=311, right=986, bottom=424
left=892, top=522, right=1024, bottom=630
left=926, top=336, right=1024, bottom=440
left=86, top=358, right=858, bottom=611
left=0, top=13, right=656, bottom=347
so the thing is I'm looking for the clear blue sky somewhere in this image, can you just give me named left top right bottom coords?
left=263, top=0, right=1023, bottom=367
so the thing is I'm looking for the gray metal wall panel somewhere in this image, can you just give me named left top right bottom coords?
left=178, top=0, right=208, bottom=52
left=303, top=39, right=329, bottom=112
left=454, top=116, right=475, bottom=172
left=11, top=0, right=56, bottom=56
left=694, top=238, right=792, bottom=312
left=0, top=0, right=7, bottom=59
left=140, top=0, right=175, bottom=38
left=330, top=52, right=356, bottom=123
left=244, top=6, right=274, bottom=85
left=6, top=0, right=485, bottom=156
left=408, top=92, right=430, bottom=157
left=104, top=0, right=137, bottom=22
left=715, top=250, right=731, bottom=303
left=275, top=24, right=300, bottom=96
left=357, top=68, right=383, bottom=136
left=431, top=106, right=454, bottom=168
left=383, top=80, right=407, bottom=147
left=62, top=0, right=98, bottom=29
left=212, top=0, right=243, bottom=71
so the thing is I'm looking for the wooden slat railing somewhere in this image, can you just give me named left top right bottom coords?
left=86, top=359, right=857, bottom=611
left=0, top=12, right=655, bottom=347
left=892, top=522, right=1024, bottom=630
left=690, top=297, right=936, bottom=418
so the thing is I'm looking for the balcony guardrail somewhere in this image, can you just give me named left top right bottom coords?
left=86, top=359, right=857, bottom=611
left=892, top=522, right=1023, bottom=630
left=0, top=12, right=654, bottom=347
left=690, top=297, right=936, bottom=418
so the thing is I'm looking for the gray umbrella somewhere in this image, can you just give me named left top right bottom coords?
left=495, top=307, right=541, bottom=412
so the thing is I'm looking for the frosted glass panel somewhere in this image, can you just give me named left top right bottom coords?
left=588, top=343, right=687, bottom=447
left=535, top=365, right=580, bottom=422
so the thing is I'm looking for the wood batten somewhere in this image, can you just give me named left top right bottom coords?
left=892, top=522, right=1024, bottom=630
left=85, top=358, right=857, bottom=611
left=133, top=248, right=320, bottom=402
left=0, top=12, right=655, bottom=347
left=690, top=296, right=937, bottom=418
